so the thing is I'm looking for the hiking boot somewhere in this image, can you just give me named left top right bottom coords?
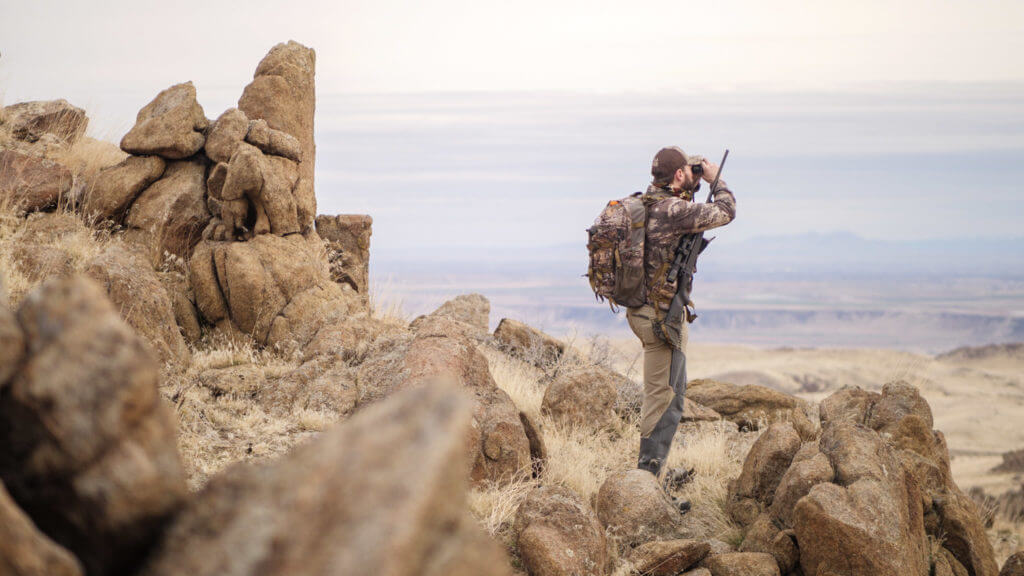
left=670, top=495, right=692, bottom=515
left=663, top=466, right=695, bottom=491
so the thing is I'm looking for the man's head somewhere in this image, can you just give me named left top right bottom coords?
left=651, top=146, right=703, bottom=195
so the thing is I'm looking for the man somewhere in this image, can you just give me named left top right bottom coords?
left=628, top=146, right=736, bottom=487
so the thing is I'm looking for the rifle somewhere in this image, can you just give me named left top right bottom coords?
left=663, top=149, right=729, bottom=328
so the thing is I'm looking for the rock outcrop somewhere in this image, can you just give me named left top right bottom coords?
left=3, top=99, right=88, bottom=144
left=513, top=485, right=608, bottom=576
left=541, top=366, right=620, bottom=430
left=139, top=384, right=513, bottom=576
left=0, top=276, right=187, bottom=576
left=726, top=382, right=999, bottom=576
left=316, top=214, right=373, bottom=300
left=0, top=149, right=73, bottom=212
left=190, top=233, right=353, bottom=350
left=701, top=552, right=780, bottom=576
left=124, top=157, right=210, bottom=260
left=357, top=316, right=535, bottom=485
left=81, top=155, right=165, bottom=222
left=686, top=379, right=816, bottom=439
left=238, top=40, right=317, bottom=203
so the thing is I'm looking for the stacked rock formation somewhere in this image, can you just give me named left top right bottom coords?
left=726, top=382, right=1000, bottom=576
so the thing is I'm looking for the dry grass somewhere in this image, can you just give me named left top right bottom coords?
left=475, top=344, right=752, bottom=570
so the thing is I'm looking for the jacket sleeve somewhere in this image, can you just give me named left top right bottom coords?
left=665, top=181, right=736, bottom=234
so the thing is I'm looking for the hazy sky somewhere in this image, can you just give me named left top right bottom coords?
left=2, top=0, right=1022, bottom=252
left=3, top=1, right=1023, bottom=107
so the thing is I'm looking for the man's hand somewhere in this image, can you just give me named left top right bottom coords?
left=700, top=158, right=720, bottom=183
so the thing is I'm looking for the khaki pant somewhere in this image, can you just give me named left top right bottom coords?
left=627, top=305, right=689, bottom=438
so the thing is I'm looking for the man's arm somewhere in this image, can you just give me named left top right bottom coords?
left=665, top=182, right=736, bottom=234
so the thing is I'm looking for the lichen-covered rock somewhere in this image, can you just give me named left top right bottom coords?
left=629, top=539, right=710, bottom=576
left=0, top=481, right=84, bottom=576
left=0, top=149, right=73, bottom=213
left=494, top=317, right=566, bottom=368
left=0, top=275, right=187, bottom=576
left=686, top=379, right=816, bottom=439
left=139, top=385, right=513, bottom=576
left=86, top=245, right=190, bottom=365
left=410, top=292, right=490, bottom=339
left=726, top=422, right=802, bottom=527
left=82, top=155, right=165, bottom=222
left=541, top=366, right=620, bottom=430
left=3, top=99, right=88, bottom=144
left=238, top=41, right=316, bottom=227
left=124, top=157, right=211, bottom=261
left=513, top=485, right=608, bottom=576
left=596, top=469, right=690, bottom=547
left=120, top=82, right=208, bottom=159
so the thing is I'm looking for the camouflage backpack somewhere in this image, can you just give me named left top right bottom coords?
left=586, top=192, right=647, bottom=309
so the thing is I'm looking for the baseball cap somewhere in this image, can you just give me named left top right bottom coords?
left=651, top=146, right=703, bottom=182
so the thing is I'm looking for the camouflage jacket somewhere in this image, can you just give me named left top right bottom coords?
left=642, top=181, right=737, bottom=311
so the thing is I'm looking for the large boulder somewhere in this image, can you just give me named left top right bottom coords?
left=686, top=379, right=816, bottom=439
left=628, top=539, right=709, bottom=576
left=120, top=82, right=208, bottom=159
left=0, top=276, right=187, bottom=576
left=190, top=233, right=353, bottom=350
left=541, top=366, right=620, bottom=430
left=512, top=485, right=608, bottom=576
left=315, top=214, right=373, bottom=302
left=238, top=41, right=317, bottom=229
left=85, top=244, right=190, bottom=365
left=596, top=469, right=690, bottom=547
left=357, top=316, right=534, bottom=485
left=792, top=422, right=930, bottom=576
left=819, top=384, right=999, bottom=576
left=138, top=385, right=513, bottom=576
left=0, top=481, right=83, bottom=576
left=0, top=149, right=73, bottom=213
left=726, top=422, right=802, bottom=527
left=3, top=99, right=88, bottom=144
left=124, top=157, right=211, bottom=261
left=494, top=318, right=567, bottom=368
left=81, top=155, right=166, bottom=222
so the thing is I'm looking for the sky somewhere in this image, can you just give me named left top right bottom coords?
left=2, top=0, right=1023, bottom=253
